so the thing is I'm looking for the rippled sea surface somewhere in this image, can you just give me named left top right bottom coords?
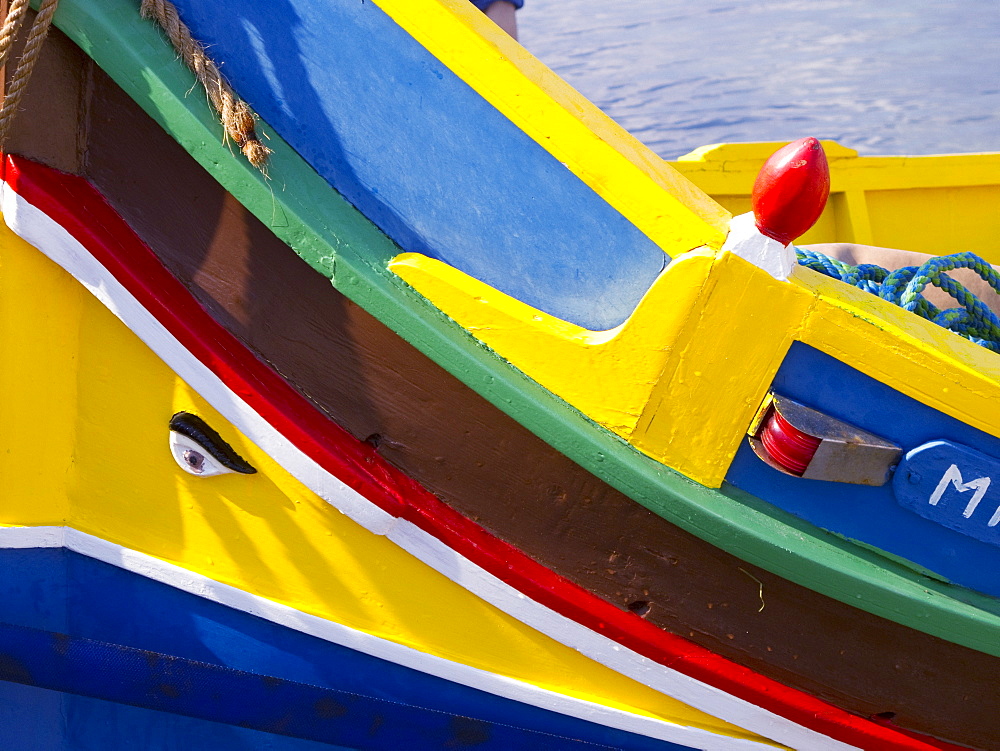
left=519, top=1, right=1000, bottom=159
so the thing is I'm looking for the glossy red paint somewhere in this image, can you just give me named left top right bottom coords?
left=760, top=409, right=822, bottom=475
left=752, top=137, right=831, bottom=245
left=0, top=153, right=942, bottom=750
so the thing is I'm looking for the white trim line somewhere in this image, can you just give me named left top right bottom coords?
left=1, top=181, right=858, bottom=751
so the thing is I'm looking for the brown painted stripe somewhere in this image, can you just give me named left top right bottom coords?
left=8, top=28, right=995, bottom=749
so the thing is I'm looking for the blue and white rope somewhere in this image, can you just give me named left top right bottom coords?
left=795, top=249, right=1000, bottom=352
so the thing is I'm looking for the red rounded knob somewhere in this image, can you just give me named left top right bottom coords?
left=751, top=137, right=830, bottom=245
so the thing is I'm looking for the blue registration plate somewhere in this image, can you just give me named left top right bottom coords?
left=893, top=440, right=1000, bottom=547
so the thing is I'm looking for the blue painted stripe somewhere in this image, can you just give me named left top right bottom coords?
left=0, top=620, right=446, bottom=748
left=0, top=619, right=598, bottom=749
left=726, top=341, right=1000, bottom=598
left=160, top=0, right=666, bottom=330
left=0, top=547, right=693, bottom=750
left=0, top=680, right=351, bottom=751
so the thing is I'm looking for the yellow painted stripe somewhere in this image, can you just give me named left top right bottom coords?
left=799, top=269, right=1000, bottom=433
left=0, top=219, right=775, bottom=744
left=391, top=248, right=718, bottom=438
left=635, top=257, right=1000, bottom=485
left=370, top=0, right=731, bottom=255
left=393, top=243, right=1000, bottom=488
left=630, top=254, right=808, bottom=485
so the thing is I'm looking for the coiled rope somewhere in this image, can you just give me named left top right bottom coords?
left=0, top=0, right=60, bottom=150
left=796, top=248, right=1000, bottom=351
left=139, top=0, right=270, bottom=169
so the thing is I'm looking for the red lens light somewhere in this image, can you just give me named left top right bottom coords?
left=760, top=409, right=822, bottom=475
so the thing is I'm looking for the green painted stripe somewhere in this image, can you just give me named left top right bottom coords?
left=50, top=0, right=1000, bottom=655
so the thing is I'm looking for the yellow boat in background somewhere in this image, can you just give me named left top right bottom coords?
left=670, top=141, right=1000, bottom=254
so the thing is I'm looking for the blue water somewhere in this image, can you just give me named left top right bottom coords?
left=520, top=1, right=1000, bottom=159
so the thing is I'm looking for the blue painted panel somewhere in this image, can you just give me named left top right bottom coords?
left=2, top=619, right=587, bottom=750
left=726, top=342, right=1000, bottom=598
left=0, top=680, right=348, bottom=751
left=0, top=681, right=66, bottom=750
left=894, top=441, right=1000, bottom=547
left=0, top=548, right=690, bottom=750
left=162, top=0, right=667, bottom=330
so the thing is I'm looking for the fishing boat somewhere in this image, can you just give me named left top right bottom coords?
left=1, top=0, right=999, bottom=748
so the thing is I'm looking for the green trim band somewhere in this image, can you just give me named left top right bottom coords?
left=49, top=0, right=1000, bottom=656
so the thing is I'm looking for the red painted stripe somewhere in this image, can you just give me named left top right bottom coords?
left=1, top=154, right=944, bottom=751
left=869, top=717, right=976, bottom=751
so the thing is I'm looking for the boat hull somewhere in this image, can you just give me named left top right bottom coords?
left=1, top=1, right=998, bottom=748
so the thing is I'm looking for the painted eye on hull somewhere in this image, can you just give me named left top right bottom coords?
left=168, top=412, right=257, bottom=477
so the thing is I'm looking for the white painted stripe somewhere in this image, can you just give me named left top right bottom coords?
left=1, top=182, right=858, bottom=751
